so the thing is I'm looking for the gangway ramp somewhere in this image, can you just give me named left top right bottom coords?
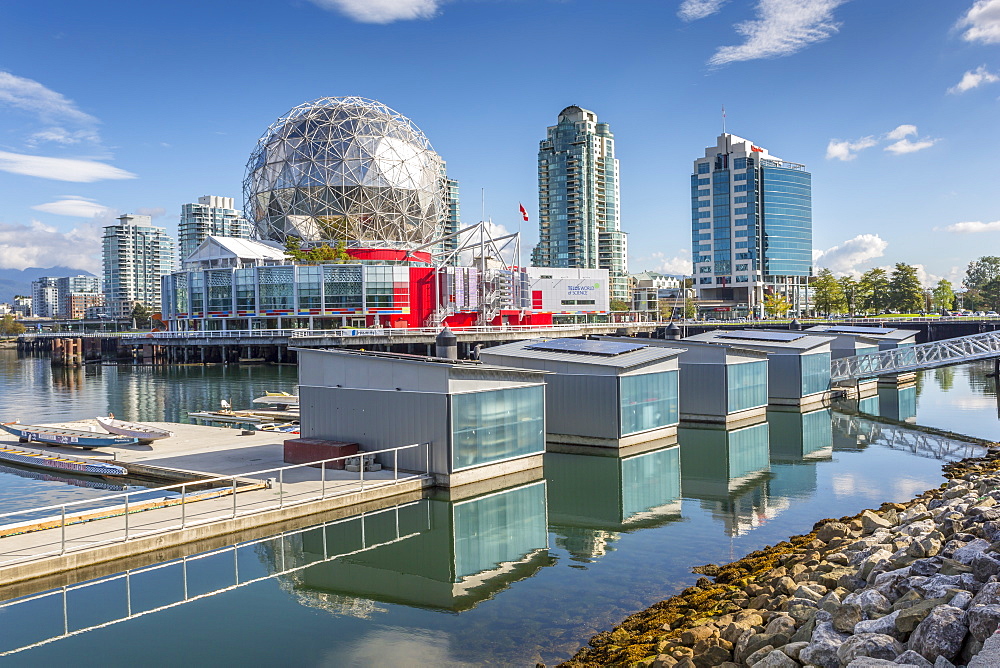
left=831, top=329, right=1000, bottom=382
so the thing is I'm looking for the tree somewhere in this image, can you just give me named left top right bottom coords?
left=981, top=277, right=1000, bottom=311
left=931, top=279, right=955, bottom=312
left=838, top=276, right=858, bottom=315
left=130, top=302, right=152, bottom=329
left=0, top=314, right=25, bottom=336
left=684, top=297, right=697, bottom=319
left=964, top=256, right=1000, bottom=290
left=812, top=269, right=847, bottom=316
left=763, top=293, right=791, bottom=318
left=858, top=268, right=890, bottom=314
left=610, top=299, right=630, bottom=311
left=284, top=236, right=352, bottom=264
left=888, top=263, right=924, bottom=313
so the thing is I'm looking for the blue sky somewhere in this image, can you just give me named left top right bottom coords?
left=0, top=0, right=998, bottom=286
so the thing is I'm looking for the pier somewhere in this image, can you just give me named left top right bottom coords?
left=0, top=422, right=432, bottom=587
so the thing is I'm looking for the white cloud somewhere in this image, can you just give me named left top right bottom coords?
left=885, top=137, right=937, bottom=155
left=0, top=71, right=97, bottom=126
left=825, top=136, right=877, bottom=161
left=0, top=220, right=102, bottom=273
left=828, top=125, right=938, bottom=160
left=708, top=0, right=847, bottom=67
left=634, top=250, right=692, bottom=276
left=813, top=234, right=888, bottom=275
left=31, top=196, right=113, bottom=218
left=307, top=0, right=441, bottom=23
left=885, top=124, right=917, bottom=140
left=0, top=151, right=135, bottom=182
left=948, top=65, right=1000, bottom=93
left=679, top=0, right=728, bottom=22
left=0, top=71, right=103, bottom=149
left=958, top=0, right=1000, bottom=44
left=939, top=220, right=1000, bottom=233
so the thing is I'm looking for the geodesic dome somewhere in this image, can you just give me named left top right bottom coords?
left=243, top=97, right=446, bottom=247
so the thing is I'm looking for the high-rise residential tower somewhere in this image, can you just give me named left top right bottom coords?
left=691, top=133, right=812, bottom=317
left=102, top=214, right=174, bottom=318
left=178, top=195, right=251, bottom=262
left=30, top=277, right=59, bottom=318
left=533, top=106, right=628, bottom=302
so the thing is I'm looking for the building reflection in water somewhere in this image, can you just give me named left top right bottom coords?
left=278, top=480, right=552, bottom=614
left=877, top=386, right=917, bottom=423
left=545, top=441, right=682, bottom=562
left=766, top=409, right=833, bottom=503
left=679, top=421, right=776, bottom=537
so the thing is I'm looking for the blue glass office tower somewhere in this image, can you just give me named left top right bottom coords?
left=691, top=134, right=812, bottom=317
left=533, top=106, right=628, bottom=302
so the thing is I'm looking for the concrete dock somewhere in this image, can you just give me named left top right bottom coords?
left=0, top=421, right=432, bottom=586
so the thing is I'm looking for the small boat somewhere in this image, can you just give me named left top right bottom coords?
left=0, top=422, right=138, bottom=449
left=252, top=392, right=299, bottom=409
left=96, top=416, right=174, bottom=444
left=0, top=443, right=128, bottom=477
left=256, top=422, right=300, bottom=434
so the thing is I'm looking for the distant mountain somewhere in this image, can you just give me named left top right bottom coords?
left=0, top=267, right=96, bottom=304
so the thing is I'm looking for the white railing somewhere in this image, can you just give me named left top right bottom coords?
left=119, top=322, right=641, bottom=340
left=0, top=442, right=430, bottom=568
left=0, top=501, right=422, bottom=657
left=831, top=330, right=1000, bottom=381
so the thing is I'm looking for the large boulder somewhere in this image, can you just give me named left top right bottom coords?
left=799, top=621, right=849, bottom=668
left=906, top=605, right=968, bottom=662
left=892, top=649, right=934, bottom=667
left=749, top=649, right=797, bottom=668
left=836, top=633, right=905, bottom=664
left=966, top=603, right=1000, bottom=642
left=970, top=581, right=1000, bottom=607
left=854, top=609, right=905, bottom=641
left=846, top=589, right=893, bottom=618
left=951, top=539, right=991, bottom=565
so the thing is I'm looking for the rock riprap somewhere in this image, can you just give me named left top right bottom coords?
left=559, top=453, right=1000, bottom=668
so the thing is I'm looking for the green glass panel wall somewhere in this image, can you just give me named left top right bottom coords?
left=451, top=385, right=545, bottom=470
left=619, top=370, right=679, bottom=436
left=453, top=482, right=548, bottom=581
left=727, top=422, right=770, bottom=480
left=727, top=361, right=768, bottom=412
left=801, top=352, right=831, bottom=396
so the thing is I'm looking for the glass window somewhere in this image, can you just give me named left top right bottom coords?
left=733, top=157, right=747, bottom=169
left=727, top=361, right=767, bottom=412
left=206, top=270, right=233, bottom=312
left=801, top=352, right=831, bottom=396
left=235, top=268, right=256, bottom=311
left=728, top=423, right=770, bottom=480
left=451, top=386, right=545, bottom=470
left=297, top=266, right=322, bottom=310
left=697, top=163, right=710, bottom=174
left=620, top=371, right=678, bottom=436
left=258, top=267, right=294, bottom=310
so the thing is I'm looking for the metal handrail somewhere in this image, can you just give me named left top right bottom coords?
left=0, top=442, right=431, bottom=566
left=831, top=329, right=1000, bottom=381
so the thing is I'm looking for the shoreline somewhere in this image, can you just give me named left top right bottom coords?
left=559, top=445, right=1000, bottom=668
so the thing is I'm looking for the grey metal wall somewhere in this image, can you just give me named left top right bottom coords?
left=767, top=354, right=803, bottom=400
left=544, top=373, right=620, bottom=439
left=678, top=363, right=727, bottom=417
left=300, top=385, right=451, bottom=474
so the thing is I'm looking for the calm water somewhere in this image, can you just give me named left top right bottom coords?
left=0, top=351, right=997, bottom=666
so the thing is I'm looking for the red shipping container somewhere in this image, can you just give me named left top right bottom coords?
left=283, top=438, right=359, bottom=469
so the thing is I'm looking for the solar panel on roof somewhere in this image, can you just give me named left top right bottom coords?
left=525, top=338, right=649, bottom=356
left=717, top=330, right=807, bottom=343
left=825, top=326, right=894, bottom=335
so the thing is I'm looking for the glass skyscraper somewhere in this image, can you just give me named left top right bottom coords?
left=691, top=133, right=812, bottom=317
left=178, top=195, right=251, bottom=262
left=532, top=106, right=628, bottom=302
left=102, top=214, right=174, bottom=317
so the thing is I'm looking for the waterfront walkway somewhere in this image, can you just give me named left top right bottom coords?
left=0, top=422, right=431, bottom=585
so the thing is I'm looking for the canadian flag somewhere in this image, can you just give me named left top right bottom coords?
left=519, top=203, right=529, bottom=222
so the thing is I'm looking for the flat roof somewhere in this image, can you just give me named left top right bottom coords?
left=292, top=347, right=548, bottom=375
left=806, top=325, right=918, bottom=342
left=683, top=329, right=832, bottom=352
left=480, top=337, right=685, bottom=370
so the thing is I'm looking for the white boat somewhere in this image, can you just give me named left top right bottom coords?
left=96, top=416, right=174, bottom=444
left=252, top=392, right=299, bottom=409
